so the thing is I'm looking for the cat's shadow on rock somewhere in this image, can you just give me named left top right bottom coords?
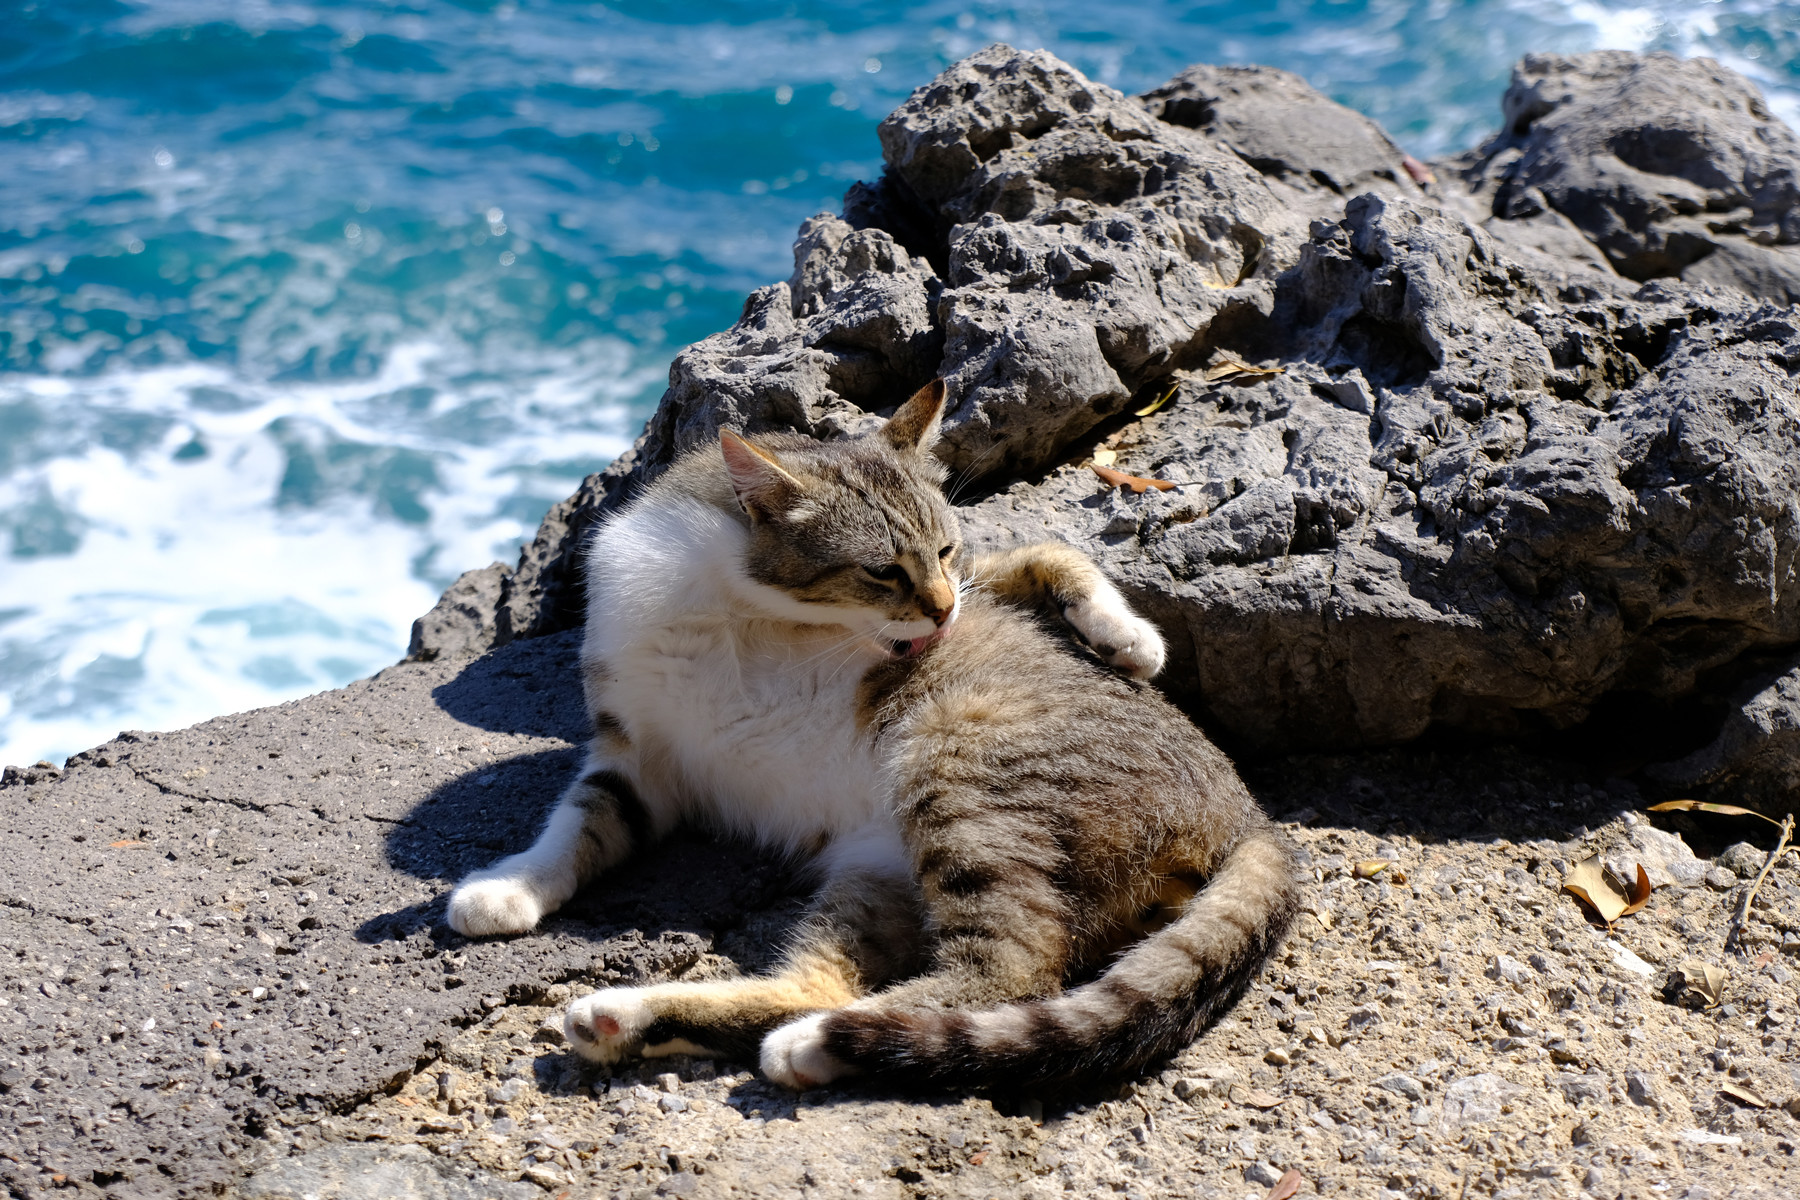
left=426, top=628, right=590, bottom=740
left=363, top=707, right=804, bottom=958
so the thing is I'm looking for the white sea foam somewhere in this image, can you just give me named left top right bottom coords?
left=0, top=339, right=646, bottom=767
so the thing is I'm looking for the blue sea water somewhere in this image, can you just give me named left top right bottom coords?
left=1, top=1, right=1796, bottom=767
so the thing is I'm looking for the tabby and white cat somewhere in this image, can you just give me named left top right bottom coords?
left=446, top=380, right=1303, bottom=1090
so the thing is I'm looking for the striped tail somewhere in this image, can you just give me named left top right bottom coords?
left=818, top=827, right=1304, bottom=1090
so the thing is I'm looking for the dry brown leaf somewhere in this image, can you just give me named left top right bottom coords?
left=1720, top=1082, right=1769, bottom=1109
left=1562, top=855, right=1630, bottom=923
left=1266, top=1169, right=1305, bottom=1200
left=1352, top=859, right=1390, bottom=879
left=1648, top=799, right=1783, bottom=826
left=1134, top=383, right=1180, bottom=417
left=1679, top=961, right=1726, bottom=1007
left=108, top=840, right=144, bottom=849
left=1203, top=356, right=1284, bottom=383
left=1091, top=448, right=1118, bottom=466
left=1231, top=1086, right=1285, bottom=1109
left=1402, top=155, right=1437, bottom=185
left=1092, top=464, right=1177, bottom=494
left=1618, top=863, right=1653, bottom=918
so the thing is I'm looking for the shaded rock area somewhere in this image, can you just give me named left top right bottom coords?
left=419, top=44, right=1800, bottom=808
left=9, top=42, right=1800, bottom=1200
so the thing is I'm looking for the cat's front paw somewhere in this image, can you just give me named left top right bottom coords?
left=761, top=1013, right=855, bottom=1090
left=565, top=988, right=655, bottom=1065
left=1066, top=596, right=1166, bottom=681
left=446, top=876, right=544, bottom=937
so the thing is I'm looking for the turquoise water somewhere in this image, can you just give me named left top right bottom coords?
left=2, top=1, right=1797, bottom=766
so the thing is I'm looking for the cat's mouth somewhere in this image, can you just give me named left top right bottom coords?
left=884, top=630, right=945, bottom=659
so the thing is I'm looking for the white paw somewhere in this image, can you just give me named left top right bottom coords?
left=1067, top=596, right=1166, bottom=680
left=445, top=875, right=544, bottom=937
left=565, top=988, right=655, bottom=1065
left=760, top=1013, right=855, bottom=1090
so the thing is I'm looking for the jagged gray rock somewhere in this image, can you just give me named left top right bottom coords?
left=409, top=562, right=511, bottom=662
left=1139, top=63, right=1429, bottom=220
left=425, top=45, right=1800, bottom=802
left=882, top=47, right=1304, bottom=480
left=1446, top=51, right=1800, bottom=301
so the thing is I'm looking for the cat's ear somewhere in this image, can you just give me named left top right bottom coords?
left=720, top=429, right=804, bottom=521
left=882, top=378, right=947, bottom=455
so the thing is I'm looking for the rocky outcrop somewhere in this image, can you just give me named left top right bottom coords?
left=1139, top=63, right=1430, bottom=220
left=417, top=46, right=1800, bottom=807
left=408, top=562, right=511, bottom=662
left=1445, top=52, right=1800, bottom=301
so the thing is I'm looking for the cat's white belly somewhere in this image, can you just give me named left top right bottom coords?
left=607, top=619, right=888, bottom=847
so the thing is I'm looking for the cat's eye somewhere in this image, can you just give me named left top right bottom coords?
left=938, top=544, right=955, bottom=559
left=863, top=563, right=906, bottom=583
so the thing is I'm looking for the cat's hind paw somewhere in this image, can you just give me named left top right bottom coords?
left=1066, top=595, right=1166, bottom=681
left=565, top=988, right=655, bottom=1065
left=761, top=1013, right=855, bottom=1090
left=445, top=876, right=544, bottom=938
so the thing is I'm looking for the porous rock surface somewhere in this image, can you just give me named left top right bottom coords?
left=422, top=44, right=1800, bottom=803
left=6, top=707, right=1797, bottom=1199
left=1443, top=51, right=1800, bottom=301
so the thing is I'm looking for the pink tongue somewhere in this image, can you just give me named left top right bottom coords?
left=901, top=635, right=937, bottom=657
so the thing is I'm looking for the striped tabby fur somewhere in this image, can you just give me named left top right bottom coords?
left=446, top=379, right=1304, bottom=1091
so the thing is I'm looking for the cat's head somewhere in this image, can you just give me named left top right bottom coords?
left=720, top=380, right=965, bottom=655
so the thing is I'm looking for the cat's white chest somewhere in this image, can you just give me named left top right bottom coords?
left=584, top=498, right=889, bottom=849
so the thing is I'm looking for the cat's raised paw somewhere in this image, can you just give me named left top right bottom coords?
left=566, top=988, right=654, bottom=1064
left=445, top=877, right=543, bottom=938
left=761, top=1012, right=855, bottom=1090
left=1066, top=597, right=1166, bottom=681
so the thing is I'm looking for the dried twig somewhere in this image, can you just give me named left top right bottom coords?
left=1724, top=812, right=1794, bottom=956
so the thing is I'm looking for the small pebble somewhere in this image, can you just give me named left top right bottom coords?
left=519, top=1163, right=562, bottom=1187
left=655, top=1072, right=681, bottom=1093
left=1244, top=1162, right=1283, bottom=1187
